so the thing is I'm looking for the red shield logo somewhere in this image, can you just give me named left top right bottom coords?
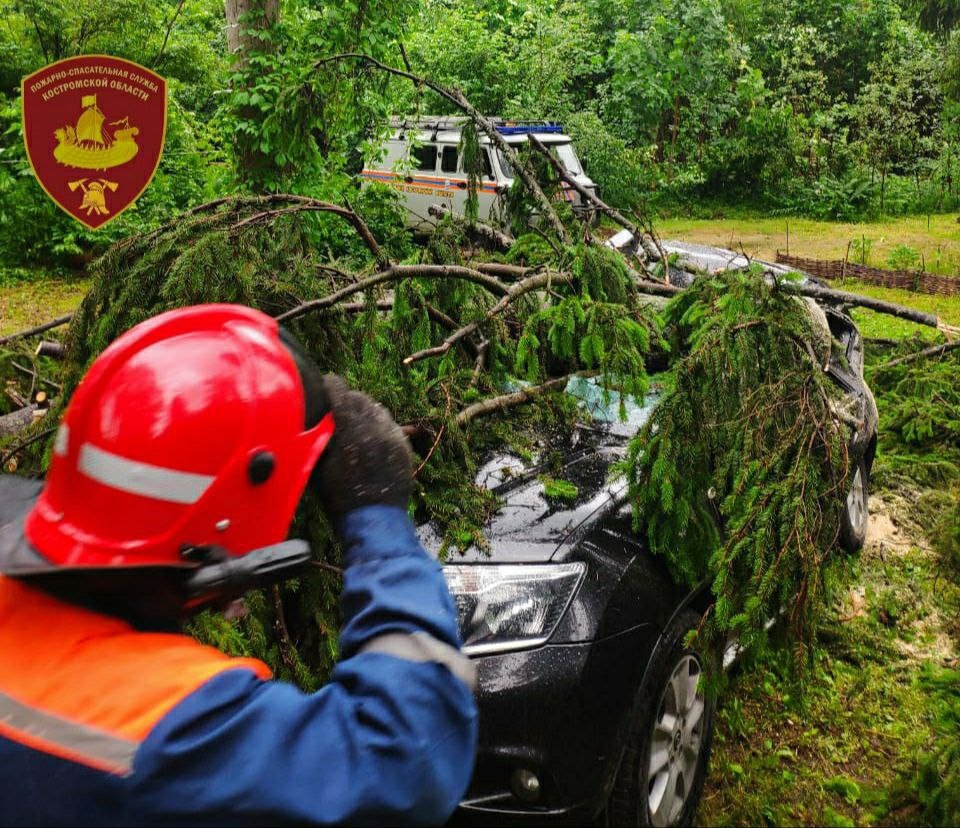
left=22, top=55, right=167, bottom=230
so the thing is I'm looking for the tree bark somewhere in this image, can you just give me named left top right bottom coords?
left=0, top=313, right=73, bottom=346
left=225, top=0, right=278, bottom=64
left=0, top=406, right=38, bottom=438
left=224, top=0, right=280, bottom=188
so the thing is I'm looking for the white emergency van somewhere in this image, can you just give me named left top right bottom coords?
left=362, top=117, right=597, bottom=228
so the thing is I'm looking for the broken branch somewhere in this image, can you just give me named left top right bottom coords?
left=231, top=196, right=388, bottom=269
left=455, top=370, right=598, bottom=426
left=428, top=204, right=515, bottom=251
left=0, top=313, right=74, bottom=346
left=404, top=269, right=573, bottom=365
left=879, top=338, right=960, bottom=369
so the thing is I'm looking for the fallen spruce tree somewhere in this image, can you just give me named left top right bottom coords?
left=3, top=63, right=960, bottom=687
left=0, top=198, right=920, bottom=687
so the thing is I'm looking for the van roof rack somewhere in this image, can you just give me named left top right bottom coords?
left=389, top=116, right=565, bottom=135
left=494, top=123, right=563, bottom=135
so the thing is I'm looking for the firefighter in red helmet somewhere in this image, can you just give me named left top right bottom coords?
left=0, top=304, right=478, bottom=826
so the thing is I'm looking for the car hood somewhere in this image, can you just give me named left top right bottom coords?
left=418, top=385, right=660, bottom=564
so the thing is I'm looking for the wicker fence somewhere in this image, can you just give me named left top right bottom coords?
left=775, top=252, right=960, bottom=296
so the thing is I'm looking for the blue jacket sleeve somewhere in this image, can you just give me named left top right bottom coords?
left=132, top=505, right=479, bottom=827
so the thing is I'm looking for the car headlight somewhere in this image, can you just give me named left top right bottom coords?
left=443, top=563, right=586, bottom=655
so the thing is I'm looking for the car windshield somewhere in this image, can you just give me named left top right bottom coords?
left=564, top=375, right=658, bottom=435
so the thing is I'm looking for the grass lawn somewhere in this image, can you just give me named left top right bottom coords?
left=658, top=211, right=960, bottom=340
left=658, top=213, right=960, bottom=277
left=699, top=487, right=958, bottom=827
left=0, top=274, right=90, bottom=337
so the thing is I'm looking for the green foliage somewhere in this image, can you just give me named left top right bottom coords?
left=868, top=344, right=960, bottom=485
left=915, top=666, right=960, bottom=826
left=622, top=270, right=851, bottom=674
left=1, top=193, right=656, bottom=683
left=564, top=111, right=651, bottom=210
left=225, top=0, right=418, bottom=192
left=539, top=476, right=579, bottom=500
left=886, top=243, right=922, bottom=270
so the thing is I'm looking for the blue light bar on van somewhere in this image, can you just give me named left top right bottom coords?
left=495, top=124, right=563, bottom=135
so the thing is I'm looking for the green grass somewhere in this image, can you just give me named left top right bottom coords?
left=842, top=281, right=960, bottom=341
left=0, top=271, right=89, bottom=336
left=658, top=213, right=960, bottom=277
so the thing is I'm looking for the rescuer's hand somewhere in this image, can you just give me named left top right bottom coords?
left=311, top=375, right=413, bottom=521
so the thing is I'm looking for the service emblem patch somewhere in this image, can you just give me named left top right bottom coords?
left=22, top=55, right=167, bottom=230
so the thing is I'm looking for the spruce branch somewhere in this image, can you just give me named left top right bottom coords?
left=455, top=370, right=598, bottom=425
left=403, top=269, right=574, bottom=365
left=230, top=197, right=388, bottom=269
left=276, top=264, right=510, bottom=322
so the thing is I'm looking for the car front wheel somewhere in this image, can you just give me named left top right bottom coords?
left=605, top=610, right=715, bottom=827
left=839, top=457, right=869, bottom=553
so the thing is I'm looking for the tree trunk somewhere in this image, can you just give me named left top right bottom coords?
left=224, top=0, right=280, bottom=188
left=225, top=0, right=278, bottom=65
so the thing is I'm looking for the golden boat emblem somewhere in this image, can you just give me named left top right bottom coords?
left=53, top=94, right=139, bottom=170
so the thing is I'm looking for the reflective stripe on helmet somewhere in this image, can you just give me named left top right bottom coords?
left=358, top=631, right=477, bottom=691
left=78, top=443, right=215, bottom=505
left=0, top=688, right=138, bottom=775
left=53, top=424, right=69, bottom=457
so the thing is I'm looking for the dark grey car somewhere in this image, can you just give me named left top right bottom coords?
left=434, top=241, right=878, bottom=825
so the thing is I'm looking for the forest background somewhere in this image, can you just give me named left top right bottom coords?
left=4, top=0, right=960, bottom=267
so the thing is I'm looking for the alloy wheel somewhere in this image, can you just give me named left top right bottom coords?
left=846, top=465, right=867, bottom=535
left=646, top=655, right=706, bottom=827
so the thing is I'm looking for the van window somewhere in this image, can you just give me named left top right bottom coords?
left=496, top=149, right=515, bottom=179
left=480, top=150, right=493, bottom=179
left=458, top=149, right=495, bottom=179
left=440, top=146, right=459, bottom=173
left=412, top=144, right=437, bottom=171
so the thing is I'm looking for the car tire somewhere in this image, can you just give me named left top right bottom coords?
left=605, top=610, right=715, bottom=828
left=839, top=457, right=869, bottom=554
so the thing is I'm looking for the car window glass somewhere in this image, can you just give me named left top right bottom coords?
left=412, top=144, right=437, bottom=171
left=440, top=146, right=459, bottom=173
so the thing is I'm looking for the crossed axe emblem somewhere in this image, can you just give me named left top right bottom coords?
left=68, top=178, right=118, bottom=216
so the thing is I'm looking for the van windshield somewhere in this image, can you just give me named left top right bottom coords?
left=553, top=143, right=584, bottom=176
left=496, top=141, right=583, bottom=178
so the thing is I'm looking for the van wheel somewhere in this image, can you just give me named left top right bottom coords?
left=605, top=611, right=715, bottom=827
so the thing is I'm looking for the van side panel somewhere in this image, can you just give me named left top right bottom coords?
left=362, top=140, right=500, bottom=229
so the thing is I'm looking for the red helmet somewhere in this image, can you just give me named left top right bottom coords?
left=22, top=304, right=334, bottom=570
